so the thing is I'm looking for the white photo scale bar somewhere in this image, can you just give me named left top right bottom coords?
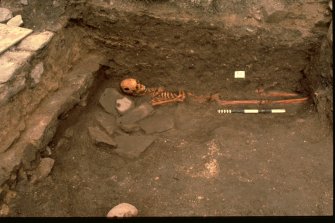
left=217, top=109, right=286, bottom=114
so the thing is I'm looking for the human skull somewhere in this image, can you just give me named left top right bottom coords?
left=120, top=78, right=146, bottom=96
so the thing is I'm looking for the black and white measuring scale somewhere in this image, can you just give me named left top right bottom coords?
left=217, top=109, right=286, bottom=114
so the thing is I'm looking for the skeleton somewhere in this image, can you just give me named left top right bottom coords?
left=120, top=77, right=308, bottom=106
left=120, top=78, right=186, bottom=106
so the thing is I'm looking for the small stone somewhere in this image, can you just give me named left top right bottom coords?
left=88, top=126, right=117, bottom=147
left=99, top=88, right=123, bottom=115
left=114, top=135, right=156, bottom=159
left=95, top=111, right=116, bottom=135
left=327, top=21, right=332, bottom=47
left=9, top=173, right=16, bottom=181
left=45, top=146, right=52, bottom=156
left=0, top=8, right=13, bottom=23
left=21, top=0, right=29, bottom=5
left=116, top=97, right=134, bottom=114
left=329, top=1, right=333, bottom=10
left=139, top=112, right=174, bottom=134
left=63, top=127, right=74, bottom=139
left=30, top=62, right=44, bottom=86
left=30, top=158, right=55, bottom=183
left=252, top=10, right=262, bottom=21
left=18, top=168, right=27, bottom=181
left=55, top=138, right=69, bottom=150
left=37, top=158, right=55, bottom=177
left=118, top=102, right=154, bottom=125
left=7, top=15, right=23, bottom=27
left=17, top=31, right=54, bottom=51
left=53, top=0, right=60, bottom=7
left=107, top=203, right=138, bottom=218
left=0, top=204, right=10, bottom=216
left=3, top=190, right=17, bottom=204
left=79, top=93, right=88, bottom=107
left=197, top=196, right=204, bottom=200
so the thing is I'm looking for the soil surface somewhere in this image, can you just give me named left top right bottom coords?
left=4, top=0, right=333, bottom=217
left=9, top=74, right=333, bottom=216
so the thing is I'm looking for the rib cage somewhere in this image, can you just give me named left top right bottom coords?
left=144, top=87, right=165, bottom=97
left=155, top=91, right=180, bottom=100
left=151, top=90, right=186, bottom=105
left=133, top=85, right=186, bottom=106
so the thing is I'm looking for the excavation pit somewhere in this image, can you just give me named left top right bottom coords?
left=1, top=0, right=332, bottom=217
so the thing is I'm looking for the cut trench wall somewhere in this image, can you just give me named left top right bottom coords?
left=303, top=23, right=333, bottom=129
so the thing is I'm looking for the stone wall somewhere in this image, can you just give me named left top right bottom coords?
left=0, top=3, right=103, bottom=215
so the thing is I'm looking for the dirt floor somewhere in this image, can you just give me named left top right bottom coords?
left=9, top=73, right=333, bottom=216
left=3, top=0, right=333, bottom=217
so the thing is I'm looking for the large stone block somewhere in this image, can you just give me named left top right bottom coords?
left=6, top=15, right=23, bottom=27
left=0, top=8, right=12, bottom=23
left=88, top=126, right=117, bottom=147
left=95, top=110, right=116, bottom=135
left=99, top=88, right=123, bottom=115
left=0, top=23, right=33, bottom=55
left=17, top=31, right=54, bottom=52
left=0, top=73, right=26, bottom=106
left=139, top=111, right=174, bottom=134
left=114, top=135, right=156, bottom=159
left=0, top=51, right=33, bottom=84
left=118, top=102, right=154, bottom=125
